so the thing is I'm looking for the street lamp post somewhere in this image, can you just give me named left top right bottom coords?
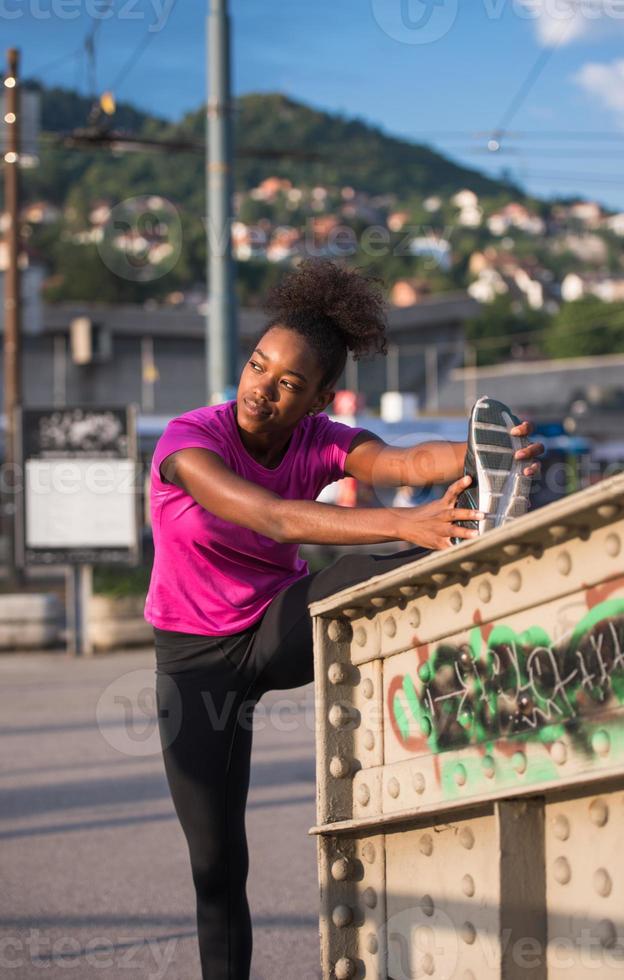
left=3, top=48, right=22, bottom=580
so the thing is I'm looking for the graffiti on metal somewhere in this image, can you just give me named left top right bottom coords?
left=389, top=595, right=624, bottom=757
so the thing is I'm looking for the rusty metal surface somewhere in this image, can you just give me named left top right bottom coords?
left=311, top=474, right=624, bottom=979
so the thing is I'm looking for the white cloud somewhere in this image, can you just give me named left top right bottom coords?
left=515, top=0, right=624, bottom=47
left=574, top=59, right=624, bottom=120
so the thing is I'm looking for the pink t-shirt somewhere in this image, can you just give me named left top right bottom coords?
left=144, top=400, right=363, bottom=636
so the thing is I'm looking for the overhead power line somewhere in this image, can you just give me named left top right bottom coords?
left=109, top=29, right=158, bottom=94
left=109, top=1, right=179, bottom=95
left=463, top=147, right=624, bottom=158
left=492, top=13, right=579, bottom=143
left=512, top=171, right=624, bottom=187
left=494, top=46, right=559, bottom=139
left=26, top=45, right=84, bottom=80
left=38, top=128, right=325, bottom=162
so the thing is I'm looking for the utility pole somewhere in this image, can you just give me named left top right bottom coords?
left=3, top=48, right=22, bottom=579
left=206, top=0, right=238, bottom=403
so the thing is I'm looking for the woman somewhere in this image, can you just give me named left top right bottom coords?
left=145, top=260, right=541, bottom=980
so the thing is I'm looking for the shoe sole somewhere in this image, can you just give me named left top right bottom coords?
left=470, top=396, right=532, bottom=534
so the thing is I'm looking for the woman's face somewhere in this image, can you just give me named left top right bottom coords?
left=236, top=326, right=333, bottom=433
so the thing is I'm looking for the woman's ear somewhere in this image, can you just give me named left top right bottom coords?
left=311, top=389, right=335, bottom=415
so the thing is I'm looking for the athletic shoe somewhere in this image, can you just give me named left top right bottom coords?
left=453, top=396, right=532, bottom=543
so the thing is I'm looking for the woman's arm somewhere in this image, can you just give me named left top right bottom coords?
left=345, top=424, right=543, bottom=487
left=345, top=433, right=467, bottom=486
left=162, top=448, right=482, bottom=550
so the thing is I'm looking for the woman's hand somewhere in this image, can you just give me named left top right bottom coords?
left=393, top=475, right=483, bottom=551
left=511, top=420, right=544, bottom=477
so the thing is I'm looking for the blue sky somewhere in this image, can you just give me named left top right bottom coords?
left=9, top=0, right=624, bottom=208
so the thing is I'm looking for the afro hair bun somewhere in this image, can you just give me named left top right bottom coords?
left=264, top=259, right=388, bottom=375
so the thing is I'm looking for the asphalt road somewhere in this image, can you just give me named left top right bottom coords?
left=0, top=649, right=321, bottom=979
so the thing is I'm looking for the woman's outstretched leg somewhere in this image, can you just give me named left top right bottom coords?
left=249, top=546, right=428, bottom=694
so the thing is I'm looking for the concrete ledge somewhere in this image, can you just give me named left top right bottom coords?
left=89, top=594, right=151, bottom=651
left=0, top=594, right=63, bottom=650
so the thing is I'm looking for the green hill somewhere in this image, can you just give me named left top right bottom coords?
left=22, top=83, right=516, bottom=206
left=16, top=83, right=524, bottom=306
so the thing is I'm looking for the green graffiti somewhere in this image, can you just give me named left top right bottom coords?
left=391, top=599, right=624, bottom=754
left=439, top=721, right=624, bottom=800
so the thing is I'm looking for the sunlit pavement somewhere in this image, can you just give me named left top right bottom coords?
left=0, top=650, right=321, bottom=979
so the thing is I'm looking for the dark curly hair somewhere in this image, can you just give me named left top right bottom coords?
left=262, top=259, right=388, bottom=387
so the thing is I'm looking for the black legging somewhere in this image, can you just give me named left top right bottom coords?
left=154, top=545, right=427, bottom=980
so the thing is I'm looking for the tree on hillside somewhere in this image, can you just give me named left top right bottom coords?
left=543, top=298, right=624, bottom=358
left=465, top=296, right=548, bottom=366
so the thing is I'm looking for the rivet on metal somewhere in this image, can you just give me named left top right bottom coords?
left=551, top=741, right=567, bottom=765
left=594, top=868, right=612, bottom=898
left=482, top=755, right=495, bottom=779
left=329, top=704, right=351, bottom=729
left=412, top=772, right=426, bottom=794
left=399, top=585, right=419, bottom=597
left=450, top=590, right=463, bottom=612
left=597, top=920, right=616, bottom=950
left=462, top=874, right=475, bottom=898
left=370, top=596, right=387, bottom=609
left=512, top=751, right=527, bottom=774
left=420, top=953, right=435, bottom=977
left=461, top=922, right=476, bottom=945
left=357, top=783, right=370, bottom=807
left=387, top=777, right=400, bottom=799
left=334, top=957, right=356, bottom=980
left=421, top=894, right=434, bottom=917
left=589, top=798, right=609, bottom=827
left=420, top=716, right=432, bottom=736
left=553, top=815, right=570, bottom=841
left=383, top=616, right=397, bottom=638
left=366, top=933, right=379, bottom=955
left=518, top=694, right=532, bottom=715
left=363, top=730, right=375, bottom=751
left=354, top=626, right=367, bottom=647
left=592, top=730, right=610, bottom=756
left=459, top=709, right=472, bottom=730
left=557, top=551, right=572, bottom=576
left=422, top=953, right=435, bottom=976
left=459, top=828, right=475, bottom=850
left=418, top=662, right=432, bottom=683
left=328, top=662, right=348, bottom=686
left=419, top=834, right=433, bottom=856
left=332, top=904, right=353, bottom=928
left=361, top=842, right=376, bottom=864
left=361, top=678, right=374, bottom=699
left=507, top=569, right=522, bottom=592
left=329, top=756, right=351, bottom=779
left=331, top=858, right=352, bottom=881
left=454, top=763, right=468, bottom=786
left=549, top=525, right=568, bottom=542
left=328, top=620, right=349, bottom=643
left=605, top=533, right=621, bottom=558
left=409, top=607, right=421, bottom=628
left=478, top=580, right=492, bottom=603
left=553, top=856, right=572, bottom=885
left=363, top=887, right=377, bottom=909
